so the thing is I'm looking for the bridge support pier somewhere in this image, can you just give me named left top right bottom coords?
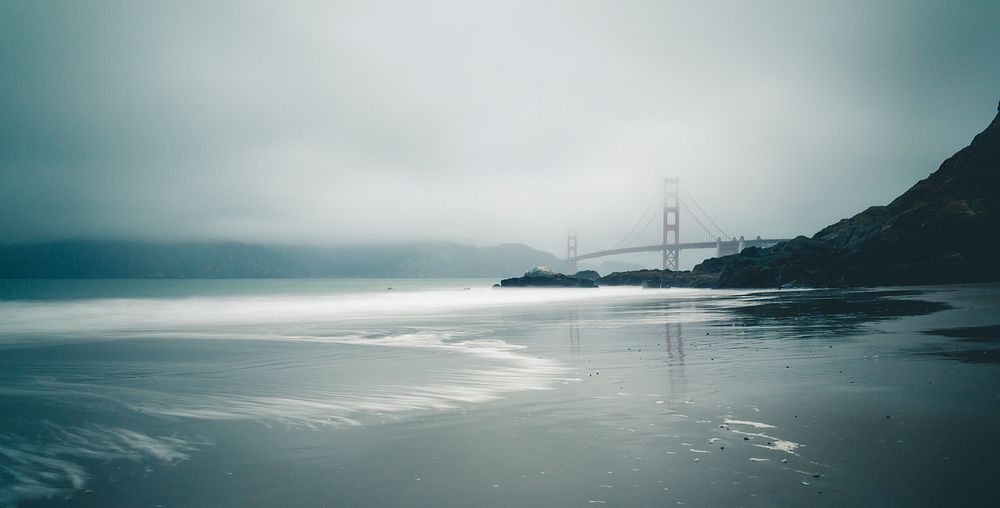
left=566, top=230, right=578, bottom=274
left=715, top=237, right=740, bottom=257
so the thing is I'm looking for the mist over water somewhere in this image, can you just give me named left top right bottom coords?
left=1, top=280, right=999, bottom=506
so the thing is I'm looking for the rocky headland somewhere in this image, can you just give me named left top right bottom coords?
left=700, top=101, right=1000, bottom=288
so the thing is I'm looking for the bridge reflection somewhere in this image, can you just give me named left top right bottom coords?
left=568, top=308, right=581, bottom=355
left=664, top=321, right=684, bottom=364
left=565, top=306, right=688, bottom=399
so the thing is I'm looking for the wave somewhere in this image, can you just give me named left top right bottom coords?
left=0, top=286, right=725, bottom=344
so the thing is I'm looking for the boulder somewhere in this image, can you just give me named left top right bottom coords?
left=572, top=270, right=601, bottom=281
left=499, top=267, right=597, bottom=287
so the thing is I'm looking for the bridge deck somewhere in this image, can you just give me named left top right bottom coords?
left=571, top=239, right=791, bottom=262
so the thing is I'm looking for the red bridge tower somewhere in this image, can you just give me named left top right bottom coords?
left=662, top=177, right=680, bottom=270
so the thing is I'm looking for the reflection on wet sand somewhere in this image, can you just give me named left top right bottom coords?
left=663, top=321, right=687, bottom=404
left=568, top=308, right=581, bottom=355
left=663, top=321, right=684, bottom=364
left=0, top=422, right=207, bottom=505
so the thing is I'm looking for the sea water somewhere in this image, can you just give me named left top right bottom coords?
left=1, top=280, right=998, bottom=507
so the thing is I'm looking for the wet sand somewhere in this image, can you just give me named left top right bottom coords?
left=1, top=281, right=998, bottom=507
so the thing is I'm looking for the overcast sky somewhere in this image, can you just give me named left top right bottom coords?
left=2, top=0, right=998, bottom=262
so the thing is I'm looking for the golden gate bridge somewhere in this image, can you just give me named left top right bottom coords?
left=566, top=178, right=791, bottom=272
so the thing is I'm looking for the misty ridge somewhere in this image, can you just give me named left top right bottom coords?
left=0, top=241, right=641, bottom=279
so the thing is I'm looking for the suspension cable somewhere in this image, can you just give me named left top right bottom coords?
left=605, top=181, right=665, bottom=251
left=578, top=231, right=605, bottom=253
left=680, top=187, right=730, bottom=240
left=626, top=205, right=663, bottom=247
left=680, top=200, right=718, bottom=243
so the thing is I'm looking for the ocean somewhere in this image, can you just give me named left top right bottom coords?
left=1, top=279, right=998, bottom=507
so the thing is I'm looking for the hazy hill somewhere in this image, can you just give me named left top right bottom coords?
left=0, top=241, right=566, bottom=279
left=276, top=242, right=567, bottom=278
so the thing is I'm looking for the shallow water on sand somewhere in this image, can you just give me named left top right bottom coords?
left=1, top=280, right=999, bottom=507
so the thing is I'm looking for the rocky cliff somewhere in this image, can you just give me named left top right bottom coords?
left=697, top=102, right=1000, bottom=287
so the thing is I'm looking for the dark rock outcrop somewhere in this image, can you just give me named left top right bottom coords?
left=693, top=102, right=1000, bottom=288
left=572, top=270, right=601, bottom=281
left=700, top=236, right=844, bottom=288
left=598, top=268, right=719, bottom=288
left=499, top=267, right=597, bottom=287
left=499, top=274, right=597, bottom=288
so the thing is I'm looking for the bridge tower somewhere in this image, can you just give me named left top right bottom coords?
left=662, top=177, right=680, bottom=270
left=566, top=229, right=578, bottom=274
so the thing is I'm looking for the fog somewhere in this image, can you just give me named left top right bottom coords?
left=2, top=0, right=998, bottom=263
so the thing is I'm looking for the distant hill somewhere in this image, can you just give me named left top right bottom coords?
left=0, top=241, right=566, bottom=279
left=696, top=101, right=1000, bottom=287
left=276, top=242, right=567, bottom=278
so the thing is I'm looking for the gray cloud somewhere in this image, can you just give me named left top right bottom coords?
left=2, top=0, right=998, bottom=266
